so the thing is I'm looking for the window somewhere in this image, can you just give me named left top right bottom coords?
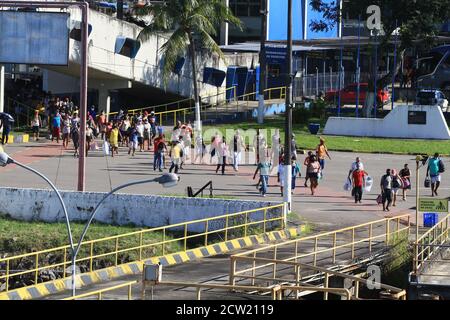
left=229, top=0, right=261, bottom=17
left=115, top=37, right=141, bottom=58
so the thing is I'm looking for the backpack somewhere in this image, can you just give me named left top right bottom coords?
left=438, top=159, right=445, bottom=173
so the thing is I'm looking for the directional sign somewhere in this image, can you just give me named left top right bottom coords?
left=419, top=198, right=449, bottom=213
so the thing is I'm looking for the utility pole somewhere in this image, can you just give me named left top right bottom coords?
left=283, top=0, right=293, bottom=211
left=117, top=0, right=123, bottom=20
left=257, top=0, right=268, bottom=124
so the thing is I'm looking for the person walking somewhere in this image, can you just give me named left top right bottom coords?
left=169, top=140, right=183, bottom=174
left=30, top=110, right=41, bottom=141
left=109, top=123, right=121, bottom=157
left=51, top=111, right=61, bottom=144
left=253, top=157, right=272, bottom=197
left=62, top=114, right=71, bottom=149
left=348, top=157, right=365, bottom=180
left=291, top=157, right=301, bottom=194
left=351, top=164, right=368, bottom=203
left=153, top=134, right=167, bottom=172
left=399, top=164, right=411, bottom=201
left=303, top=151, right=313, bottom=187
left=232, top=130, right=246, bottom=172
left=306, top=155, right=321, bottom=196
left=271, top=129, right=280, bottom=173
left=215, top=140, right=229, bottom=175
left=380, top=169, right=393, bottom=212
left=128, top=123, right=139, bottom=157
left=391, top=169, right=404, bottom=206
left=316, top=137, right=331, bottom=172
left=426, top=153, right=444, bottom=197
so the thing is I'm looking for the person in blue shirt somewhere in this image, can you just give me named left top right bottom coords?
left=51, top=112, right=61, bottom=143
left=253, top=158, right=272, bottom=197
left=427, top=153, right=443, bottom=197
left=127, top=123, right=139, bottom=157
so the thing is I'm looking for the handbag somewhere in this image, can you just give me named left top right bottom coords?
left=424, top=177, right=431, bottom=188
left=376, top=194, right=383, bottom=205
left=343, top=178, right=352, bottom=191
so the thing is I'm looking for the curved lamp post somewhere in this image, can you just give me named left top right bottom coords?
left=70, top=173, right=179, bottom=296
left=0, top=151, right=76, bottom=289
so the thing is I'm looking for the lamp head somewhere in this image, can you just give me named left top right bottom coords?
left=0, top=152, right=13, bottom=167
left=155, top=173, right=179, bottom=188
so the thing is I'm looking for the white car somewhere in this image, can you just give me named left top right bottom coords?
left=415, top=90, right=449, bottom=112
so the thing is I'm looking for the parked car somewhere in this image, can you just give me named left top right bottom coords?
left=325, top=83, right=390, bottom=106
left=415, top=89, right=449, bottom=111
left=415, top=45, right=450, bottom=91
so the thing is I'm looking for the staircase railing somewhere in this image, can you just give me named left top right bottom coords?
left=187, top=181, right=213, bottom=198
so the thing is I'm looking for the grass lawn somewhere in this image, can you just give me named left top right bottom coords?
left=204, top=118, right=450, bottom=155
left=0, top=216, right=182, bottom=258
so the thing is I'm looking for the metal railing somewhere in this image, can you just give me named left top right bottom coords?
left=414, top=213, right=450, bottom=273
left=229, top=257, right=406, bottom=300
left=187, top=181, right=213, bottom=198
left=147, top=281, right=353, bottom=300
left=0, top=204, right=284, bottom=293
left=62, top=280, right=138, bottom=300
left=230, top=215, right=410, bottom=287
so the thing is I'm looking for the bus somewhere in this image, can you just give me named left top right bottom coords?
left=415, top=45, right=450, bottom=91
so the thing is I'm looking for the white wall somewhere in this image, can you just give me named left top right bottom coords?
left=323, top=105, right=450, bottom=140
left=0, top=188, right=282, bottom=232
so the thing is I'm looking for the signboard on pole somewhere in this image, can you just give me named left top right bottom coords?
left=0, top=11, right=69, bottom=65
left=419, top=198, right=449, bottom=213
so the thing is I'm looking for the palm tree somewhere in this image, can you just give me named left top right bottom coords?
left=134, top=0, right=242, bottom=135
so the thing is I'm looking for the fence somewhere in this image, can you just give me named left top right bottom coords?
left=62, top=280, right=137, bottom=300
left=414, top=213, right=450, bottom=274
left=293, top=71, right=389, bottom=99
left=0, top=204, right=284, bottom=293
left=230, top=215, right=410, bottom=287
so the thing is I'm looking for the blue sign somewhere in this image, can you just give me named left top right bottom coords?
left=265, top=45, right=287, bottom=65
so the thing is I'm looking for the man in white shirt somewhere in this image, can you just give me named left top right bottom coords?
left=348, top=157, right=364, bottom=178
left=136, top=120, right=145, bottom=152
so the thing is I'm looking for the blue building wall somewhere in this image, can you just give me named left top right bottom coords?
left=267, top=0, right=340, bottom=41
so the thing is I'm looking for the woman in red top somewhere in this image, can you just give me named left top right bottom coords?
left=351, top=165, right=368, bottom=203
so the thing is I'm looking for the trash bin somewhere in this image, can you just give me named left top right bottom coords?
left=423, top=213, right=438, bottom=227
left=308, top=123, right=320, bottom=135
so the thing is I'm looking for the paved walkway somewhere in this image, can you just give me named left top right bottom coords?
left=1, top=137, right=444, bottom=230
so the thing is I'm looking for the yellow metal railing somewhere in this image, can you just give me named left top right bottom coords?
left=147, top=281, right=353, bottom=300
left=0, top=204, right=284, bottom=293
left=415, top=213, right=450, bottom=273
left=230, top=215, right=410, bottom=287
left=107, top=86, right=286, bottom=123
left=62, top=280, right=137, bottom=300
left=229, top=257, right=406, bottom=300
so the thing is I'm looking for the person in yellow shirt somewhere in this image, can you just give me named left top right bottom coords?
left=316, top=137, right=331, bottom=172
left=109, top=123, right=121, bottom=157
left=169, top=140, right=183, bottom=173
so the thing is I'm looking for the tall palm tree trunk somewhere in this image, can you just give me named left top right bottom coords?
left=188, top=34, right=202, bottom=136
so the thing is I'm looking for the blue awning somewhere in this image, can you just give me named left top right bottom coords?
left=115, top=36, right=141, bottom=58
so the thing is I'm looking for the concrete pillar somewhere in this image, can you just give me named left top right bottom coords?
left=98, top=88, right=110, bottom=121
left=0, top=65, right=4, bottom=134
left=220, top=0, right=229, bottom=46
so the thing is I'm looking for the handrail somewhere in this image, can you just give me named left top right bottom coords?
left=187, top=181, right=213, bottom=198
left=0, top=203, right=285, bottom=294
left=149, top=280, right=353, bottom=300
left=414, top=213, right=450, bottom=273
left=233, top=214, right=410, bottom=257
left=61, top=280, right=137, bottom=300
left=231, top=256, right=406, bottom=299
left=107, top=86, right=286, bottom=118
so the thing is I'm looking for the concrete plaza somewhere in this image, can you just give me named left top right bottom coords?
left=1, top=137, right=445, bottom=231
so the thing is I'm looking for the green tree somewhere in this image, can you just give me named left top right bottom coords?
left=134, top=0, right=242, bottom=133
left=310, top=0, right=450, bottom=116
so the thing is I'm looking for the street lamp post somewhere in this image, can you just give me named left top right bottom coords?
left=1, top=151, right=179, bottom=297
left=0, top=151, right=75, bottom=286
left=70, top=173, right=179, bottom=296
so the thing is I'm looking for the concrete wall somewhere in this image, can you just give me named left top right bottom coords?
left=0, top=188, right=282, bottom=232
left=323, top=105, right=450, bottom=140
left=43, top=8, right=259, bottom=103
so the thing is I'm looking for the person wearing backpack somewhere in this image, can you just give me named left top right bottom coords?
left=427, top=153, right=444, bottom=197
left=380, top=169, right=393, bottom=212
